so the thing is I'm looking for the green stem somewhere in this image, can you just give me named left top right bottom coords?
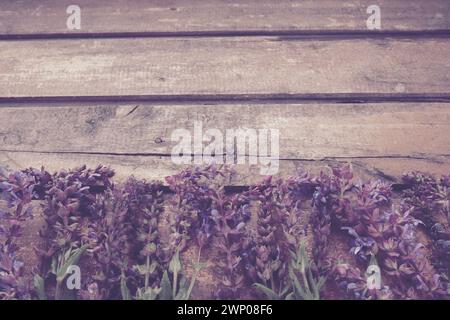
left=173, top=266, right=178, bottom=299
left=144, top=254, right=150, bottom=291
left=301, top=269, right=311, bottom=297
left=185, top=246, right=202, bottom=300
left=197, top=246, right=202, bottom=265
left=270, top=272, right=276, bottom=296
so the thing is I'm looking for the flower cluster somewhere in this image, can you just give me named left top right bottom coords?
left=401, top=172, right=450, bottom=279
left=313, top=166, right=448, bottom=299
left=309, top=166, right=354, bottom=271
left=165, top=166, right=233, bottom=255
left=0, top=168, right=37, bottom=299
left=212, top=191, right=251, bottom=299
left=247, top=175, right=311, bottom=298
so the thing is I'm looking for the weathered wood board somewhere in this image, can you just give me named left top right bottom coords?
left=0, top=103, right=449, bottom=158
left=0, top=0, right=449, bottom=36
left=1, top=150, right=449, bottom=185
left=1, top=38, right=450, bottom=98
left=0, top=103, right=449, bottom=183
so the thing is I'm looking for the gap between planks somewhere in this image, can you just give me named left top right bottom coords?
left=1, top=30, right=450, bottom=41
left=2, top=94, right=450, bottom=105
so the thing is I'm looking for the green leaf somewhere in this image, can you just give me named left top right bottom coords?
left=33, top=274, right=47, bottom=300
left=169, top=249, right=182, bottom=299
left=134, top=264, right=147, bottom=276
left=56, top=245, right=88, bottom=282
left=317, top=276, right=326, bottom=292
left=178, top=276, right=188, bottom=292
left=184, top=262, right=203, bottom=301
left=175, top=286, right=188, bottom=300
left=51, top=255, right=58, bottom=275
left=279, top=284, right=291, bottom=298
left=169, top=249, right=182, bottom=275
left=253, top=283, right=280, bottom=300
left=137, top=287, right=161, bottom=300
left=285, top=292, right=294, bottom=300
left=147, top=288, right=161, bottom=300
left=292, top=275, right=309, bottom=300
left=121, top=276, right=131, bottom=300
left=287, top=240, right=325, bottom=300
left=289, top=266, right=307, bottom=299
left=158, top=271, right=173, bottom=300
left=368, top=254, right=379, bottom=267
left=134, top=261, right=158, bottom=276
left=307, top=267, right=319, bottom=299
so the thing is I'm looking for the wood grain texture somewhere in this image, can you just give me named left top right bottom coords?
left=1, top=103, right=449, bottom=158
left=0, top=0, right=449, bottom=36
left=1, top=38, right=450, bottom=98
left=0, top=103, right=449, bottom=183
left=1, top=150, right=449, bottom=185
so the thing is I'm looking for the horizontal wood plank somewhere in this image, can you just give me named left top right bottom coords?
left=0, top=103, right=449, bottom=183
left=0, top=103, right=449, bottom=158
left=0, top=0, right=449, bottom=36
left=1, top=38, right=450, bottom=98
left=1, top=150, right=449, bottom=185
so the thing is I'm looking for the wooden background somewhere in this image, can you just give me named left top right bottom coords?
left=0, top=0, right=449, bottom=184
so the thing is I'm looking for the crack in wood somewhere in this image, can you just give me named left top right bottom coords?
left=0, top=149, right=449, bottom=162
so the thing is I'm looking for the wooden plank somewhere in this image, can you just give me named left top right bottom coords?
left=1, top=150, right=449, bottom=185
left=1, top=38, right=450, bottom=98
left=0, top=103, right=449, bottom=159
left=0, top=0, right=449, bottom=36
left=0, top=103, right=449, bottom=183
